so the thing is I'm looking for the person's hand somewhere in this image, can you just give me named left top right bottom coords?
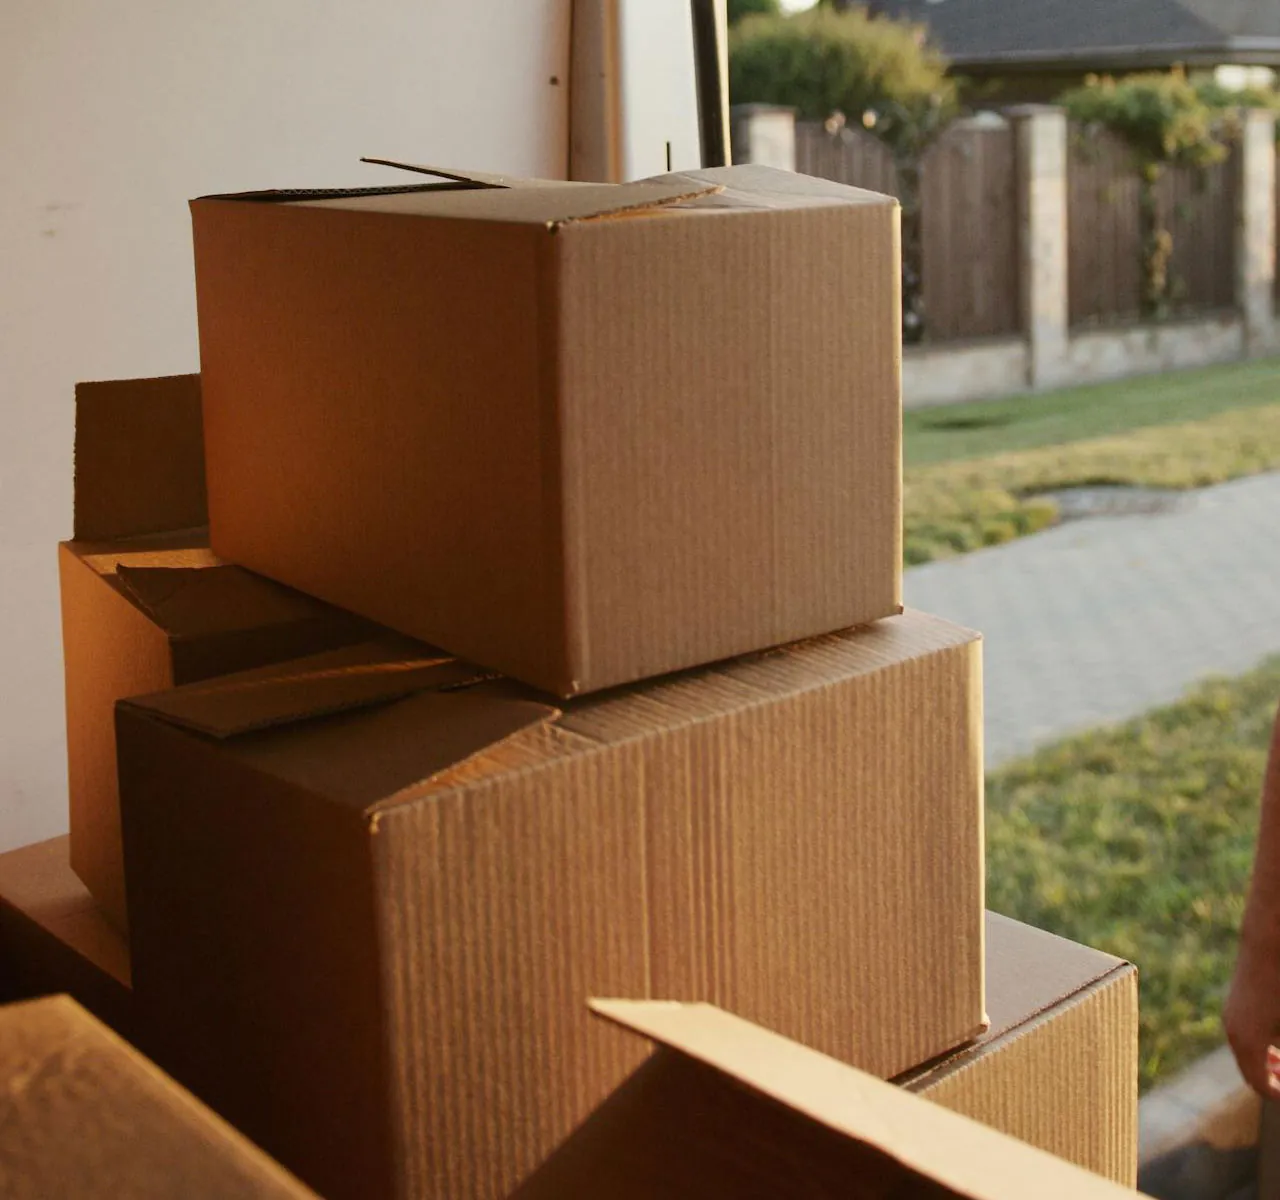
left=1225, top=933, right=1280, bottom=1097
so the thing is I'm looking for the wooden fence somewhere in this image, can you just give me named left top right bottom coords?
left=794, top=117, right=1242, bottom=342
left=795, top=119, right=1020, bottom=343
left=1067, top=126, right=1237, bottom=327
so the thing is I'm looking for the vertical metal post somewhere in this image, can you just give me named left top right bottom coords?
left=690, top=0, right=730, bottom=168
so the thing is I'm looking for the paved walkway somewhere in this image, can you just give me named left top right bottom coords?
left=904, top=472, right=1280, bottom=768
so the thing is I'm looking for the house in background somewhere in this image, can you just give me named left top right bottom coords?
left=868, top=0, right=1280, bottom=100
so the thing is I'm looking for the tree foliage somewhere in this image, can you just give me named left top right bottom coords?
left=1060, top=70, right=1229, bottom=169
left=730, top=8, right=956, bottom=160
left=1059, top=71, right=1231, bottom=320
left=727, top=0, right=780, bottom=25
left=1194, top=75, right=1280, bottom=142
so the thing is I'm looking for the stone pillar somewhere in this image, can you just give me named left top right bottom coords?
left=1008, top=105, right=1070, bottom=389
left=1235, top=108, right=1277, bottom=356
left=730, top=104, right=796, bottom=172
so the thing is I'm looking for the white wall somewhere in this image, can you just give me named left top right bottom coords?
left=0, top=0, right=572, bottom=850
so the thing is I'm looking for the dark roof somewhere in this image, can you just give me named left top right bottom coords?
left=871, top=0, right=1280, bottom=70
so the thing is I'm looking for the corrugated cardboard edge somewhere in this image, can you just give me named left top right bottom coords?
left=589, top=1000, right=1135, bottom=1200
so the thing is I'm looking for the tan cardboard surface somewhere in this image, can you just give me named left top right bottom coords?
left=514, top=999, right=1135, bottom=1199
left=900, top=913, right=1139, bottom=1186
left=0, top=997, right=317, bottom=1199
left=59, top=375, right=382, bottom=932
left=193, top=163, right=903, bottom=695
left=72, top=374, right=207, bottom=541
left=118, top=609, right=984, bottom=1200
left=0, top=837, right=131, bottom=1037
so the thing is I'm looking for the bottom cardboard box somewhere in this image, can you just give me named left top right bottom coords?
left=0, top=835, right=131, bottom=1038
left=900, top=912, right=1139, bottom=1187
left=513, top=998, right=1136, bottom=1198
left=119, top=610, right=985, bottom=1200
left=0, top=995, right=316, bottom=1198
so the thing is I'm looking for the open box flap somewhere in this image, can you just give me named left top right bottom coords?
left=196, top=178, right=722, bottom=227
left=119, top=641, right=561, bottom=813
left=121, top=640, right=497, bottom=738
left=115, top=564, right=361, bottom=640
left=358, top=158, right=563, bottom=190
left=589, top=1000, right=1135, bottom=1200
left=641, top=163, right=898, bottom=210
left=72, top=375, right=206, bottom=542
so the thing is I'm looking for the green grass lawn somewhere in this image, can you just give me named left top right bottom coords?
left=902, top=359, right=1280, bottom=565
left=905, top=356, right=1280, bottom=468
left=986, top=657, right=1280, bottom=1091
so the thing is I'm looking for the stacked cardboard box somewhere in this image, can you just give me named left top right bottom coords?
left=118, top=614, right=985, bottom=1197
left=60, top=374, right=376, bottom=932
left=0, top=836, right=131, bottom=1036
left=0, top=995, right=318, bottom=1197
left=903, top=913, right=1139, bottom=1184
left=0, top=162, right=1141, bottom=1197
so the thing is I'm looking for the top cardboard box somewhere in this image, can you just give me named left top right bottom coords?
left=191, top=163, right=903, bottom=696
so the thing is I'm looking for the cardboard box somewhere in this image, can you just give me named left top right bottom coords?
left=0, top=996, right=317, bottom=1198
left=0, top=836, right=131, bottom=1038
left=191, top=163, right=903, bottom=696
left=901, top=912, right=1139, bottom=1186
left=512, top=999, right=1138, bottom=1198
left=60, top=373, right=377, bottom=931
left=117, top=609, right=983, bottom=1200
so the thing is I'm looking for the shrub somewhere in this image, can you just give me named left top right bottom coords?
left=730, top=8, right=957, bottom=341
left=730, top=8, right=955, bottom=158
left=1059, top=71, right=1230, bottom=319
left=727, top=0, right=780, bottom=25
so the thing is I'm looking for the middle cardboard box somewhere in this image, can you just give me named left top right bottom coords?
left=117, top=608, right=984, bottom=1200
left=190, top=163, right=903, bottom=697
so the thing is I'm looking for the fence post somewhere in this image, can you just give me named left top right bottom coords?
left=1008, top=105, right=1070, bottom=389
left=730, top=104, right=796, bottom=171
left=1235, top=108, right=1277, bottom=356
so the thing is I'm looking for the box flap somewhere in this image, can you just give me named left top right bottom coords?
left=358, top=158, right=557, bottom=190
left=641, top=163, right=897, bottom=210
left=115, top=564, right=363, bottom=640
left=72, top=375, right=207, bottom=541
left=198, top=179, right=722, bottom=227
left=118, top=643, right=561, bottom=812
left=589, top=1000, right=1134, bottom=1199
left=122, top=640, right=488, bottom=738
